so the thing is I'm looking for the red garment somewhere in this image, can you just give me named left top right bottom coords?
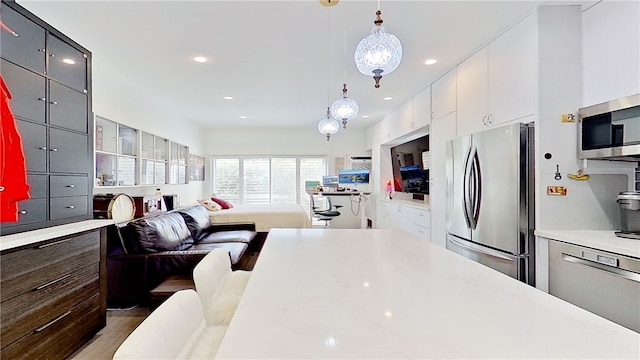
left=0, top=74, right=30, bottom=222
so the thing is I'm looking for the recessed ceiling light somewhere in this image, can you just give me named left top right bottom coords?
left=363, top=115, right=370, bottom=118
left=62, top=58, right=75, bottom=65
left=424, top=59, right=438, bottom=65
left=223, top=96, right=233, bottom=100
left=193, top=56, right=207, bottom=63
left=383, top=97, right=393, bottom=101
left=239, top=115, right=247, bottom=119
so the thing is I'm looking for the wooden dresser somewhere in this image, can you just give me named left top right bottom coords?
left=0, top=224, right=108, bottom=359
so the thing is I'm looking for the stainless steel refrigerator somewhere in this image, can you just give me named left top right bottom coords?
left=446, top=122, right=535, bottom=285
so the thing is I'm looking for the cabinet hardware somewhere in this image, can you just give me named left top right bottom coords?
left=66, top=205, right=75, bottom=209
left=50, top=148, right=58, bottom=152
left=482, top=115, right=488, bottom=125
left=38, top=97, right=46, bottom=101
left=66, top=184, right=75, bottom=188
left=50, top=54, right=55, bottom=58
left=38, top=48, right=45, bottom=52
left=487, top=113, right=493, bottom=124
left=35, top=274, right=72, bottom=291
left=38, top=146, right=47, bottom=150
left=50, top=101, right=58, bottom=105
left=562, top=253, right=640, bottom=283
left=19, top=210, right=27, bottom=215
left=34, top=311, right=72, bottom=332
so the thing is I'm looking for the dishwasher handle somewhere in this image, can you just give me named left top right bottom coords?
left=562, top=253, right=640, bottom=283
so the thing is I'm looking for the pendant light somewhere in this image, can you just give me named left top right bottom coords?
left=318, top=107, right=340, bottom=141
left=318, top=7, right=340, bottom=141
left=330, top=14, right=359, bottom=129
left=331, top=84, right=359, bottom=128
left=354, top=2, right=402, bottom=88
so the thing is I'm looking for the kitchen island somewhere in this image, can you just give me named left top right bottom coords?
left=217, top=228, right=639, bottom=359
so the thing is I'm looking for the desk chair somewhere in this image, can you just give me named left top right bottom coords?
left=312, top=196, right=342, bottom=227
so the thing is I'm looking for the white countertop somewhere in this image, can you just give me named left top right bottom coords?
left=536, top=229, right=640, bottom=259
left=380, top=197, right=430, bottom=210
left=0, top=219, right=114, bottom=252
left=217, top=228, right=639, bottom=359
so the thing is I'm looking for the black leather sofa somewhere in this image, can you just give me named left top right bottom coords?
left=106, top=205, right=257, bottom=308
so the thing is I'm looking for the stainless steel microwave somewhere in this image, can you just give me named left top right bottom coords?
left=578, top=93, right=640, bottom=161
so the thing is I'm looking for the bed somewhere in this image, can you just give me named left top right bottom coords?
left=207, top=203, right=311, bottom=233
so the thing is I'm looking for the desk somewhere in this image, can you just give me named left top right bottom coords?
left=309, top=191, right=370, bottom=229
left=216, top=229, right=639, bottom=359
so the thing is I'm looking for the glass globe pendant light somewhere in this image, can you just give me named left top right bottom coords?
left=330, top=84, right=359, bottom=128
left=354, top=9, right=402, bottom=88
left=318, top=107, right=340, bottom=141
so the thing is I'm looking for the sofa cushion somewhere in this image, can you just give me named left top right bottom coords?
left=130, top=212, right=194, bottom=252
left=191, top=242, right=248, bottom=266
left=198, top=230, right=256, bottom=245
left=176, top=205, right=213, bottom=241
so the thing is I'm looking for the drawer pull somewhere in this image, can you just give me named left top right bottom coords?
left=34, top=310, right=72, bottom=333
left=50, top=148, right=59, bottom=152
left=50, top=101, right=58, bottom=105
left=38, top=97, right=46, bottom=101
left=37, top=237, right=74, bottom=248
left=19, top=210, right=27, bottom=215
left=35, top=274, right=72, bottom=290
left=66, top=205, right=75, bottom=209
left=38, top=146, right=47, bottom=151
left=66, top=184, right=75, bottom=188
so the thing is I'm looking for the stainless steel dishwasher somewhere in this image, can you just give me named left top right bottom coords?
left=549, top=240, right=640, bottom=333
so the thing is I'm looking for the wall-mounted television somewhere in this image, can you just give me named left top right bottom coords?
left=390, top=135, right=429, bottom=195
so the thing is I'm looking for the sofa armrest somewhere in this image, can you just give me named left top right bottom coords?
left=202, top=222, right=256, bottom=233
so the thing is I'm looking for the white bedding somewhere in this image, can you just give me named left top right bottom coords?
left=208, top=204, right=311, bottom=232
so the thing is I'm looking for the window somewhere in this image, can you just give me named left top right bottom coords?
left=211, top=156, right=327, bottom=211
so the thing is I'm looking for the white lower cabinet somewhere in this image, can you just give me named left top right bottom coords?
left=378, top=200, right=430, bottom=241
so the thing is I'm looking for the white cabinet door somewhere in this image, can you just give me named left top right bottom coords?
left=432, top=69, right=456, bottom=120
left=430, top=112, right=457, bottom=248
left=456, top=48, right=488, bottom=137
left=412, top=86, right=431, bottom=129
left=488, top=13, right=536, bottom=126
left=390, top=100, right=414, bottom=141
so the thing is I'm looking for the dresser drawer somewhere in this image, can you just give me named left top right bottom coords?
left=1, top=263, right=99, bottom=347
left=1, top=198, right=47, bottom=228
left=1, top=294, right=101, bottom=360
left=50, top=175, right=88, bottom=197
left=50, top=196, right=88, bottom=220
left=1, top=230, right=99, bottom=302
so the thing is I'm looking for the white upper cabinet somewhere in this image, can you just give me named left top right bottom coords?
left=391, top=100, right=415, bottom=141
left=457, top=48, right=489, bottom=136
left=432, top=68, right=457, bottom=120
left=412, top=86, right=432, bottom=129
left=488, top=13, right=536, bottom=125
left=456, top=13, right=536, bottom=136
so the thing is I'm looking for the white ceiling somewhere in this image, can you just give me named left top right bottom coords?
left=19, top=0, right=585, bottom=130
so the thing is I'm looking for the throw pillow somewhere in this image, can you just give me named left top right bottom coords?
left=211, top=197, right=233, bottom=209
left=198, top=198, right=222, bottom=212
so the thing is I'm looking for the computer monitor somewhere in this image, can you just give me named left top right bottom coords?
left=322, top=175, right=339, bottom=187
left=338, top=169, right=370, bottom=184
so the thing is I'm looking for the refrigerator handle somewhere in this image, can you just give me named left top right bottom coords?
left=448, top=236, right=518, bottom=262
left=471, top=148, right=482, bottom=229
left=462, top=145, right=474, bottom=229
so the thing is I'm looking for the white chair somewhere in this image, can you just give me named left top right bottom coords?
left=192, top=249, right=251, bottom=326
left=112, top=289, right=226, bottom=359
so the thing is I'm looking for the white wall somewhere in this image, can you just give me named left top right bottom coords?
left=201, top=126, right=368, bottom=194
left=91, top=61, right=207, bottom=205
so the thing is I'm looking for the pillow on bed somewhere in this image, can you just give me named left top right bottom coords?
left=198, top=198, right=222, bottom=212
left=211, top=197, right=233, bottom=209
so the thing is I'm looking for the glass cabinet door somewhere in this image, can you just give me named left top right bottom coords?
left=141, top=132, right=154, bottom=159
left=117, top=156, right=137, bottom=186
left=119, top=125, right=138, bottom=156
left=96, top=153, right=116, bottom=186
left=155, top=137, right=168, bottom=161
left=95, top=117, right=117, bottom=153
